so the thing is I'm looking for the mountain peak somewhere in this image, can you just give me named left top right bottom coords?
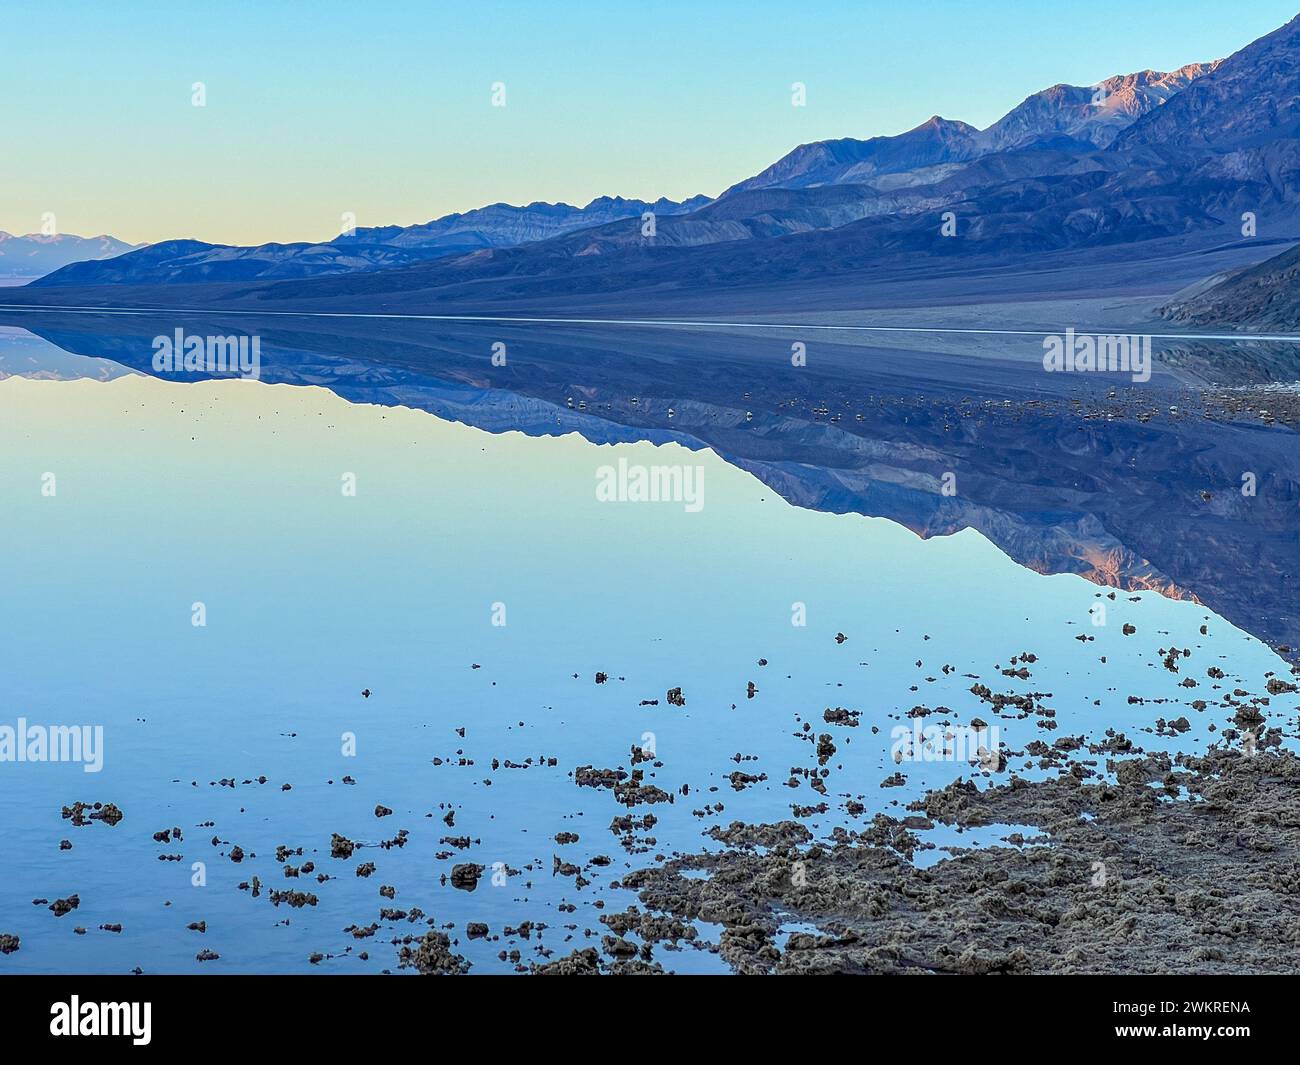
left=980, top=61, right=1217, bottom=151
left=914, top=114, right=978, bottom=134
left=1115, top=15, right=1300, bottom=150
left=724, top=56, right=1218, bottom=196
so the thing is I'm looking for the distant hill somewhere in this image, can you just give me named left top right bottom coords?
left=350, top=195, right=712, bottom=249
left=34, top=237, right=458, bottom=286
left=1160, top=241, right=1300, bottom=329
left=0, top=232, right=141, bottom=280
left=31, top=196, right=710, bottom=287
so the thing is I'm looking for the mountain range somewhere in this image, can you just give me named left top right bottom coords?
left=21, top=12, right=1300, bottom=326
left=26, top=55, right=1229, bottom=291
left=31, top=196, right=710, bottom=287
left=724, top=63, right=1218, bottom=195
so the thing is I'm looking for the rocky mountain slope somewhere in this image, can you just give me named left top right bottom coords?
left=1161, top=240, right=1300, bottom=329
left=1116, top=16, right=1300, bottom=151
left=724, top=62, right=1216, bottom=195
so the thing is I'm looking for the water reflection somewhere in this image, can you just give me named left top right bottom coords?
left=0, top=368, right=1288, bottom=973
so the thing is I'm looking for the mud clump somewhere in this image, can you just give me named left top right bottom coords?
left=575, top=765, right=626, bottom=789
left=533, top=947, right=602, bottom=975
left=49, top=895, right=80, bottom=918
left=631, top=748, right=1300, bottom=974
left=61, top=802, right=123, bottom=828
left=600, top=906, right=697, bottom=947
left=269, top=890, right=318, bottom=908
left=614, top=771, right=673, bottom=807
left=397, top=931, right=470, bottom=975
left=450, top=863, right=486, bottom=891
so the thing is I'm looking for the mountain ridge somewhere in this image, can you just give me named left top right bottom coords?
left=0, top=231, right=142, bottom=280
left=30, top=55, right=1224, bottom=289
left=25, top=13, right=1300, bottom=309
left=32, top=196, right=710, bottom=287
left=723, top=61, right=1219, bottom=196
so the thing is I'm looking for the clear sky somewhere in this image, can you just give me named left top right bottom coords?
left=5, top=0, right=1298, bottom=246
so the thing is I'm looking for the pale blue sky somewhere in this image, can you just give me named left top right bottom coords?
left=5, top=0, right=1297, bottom=245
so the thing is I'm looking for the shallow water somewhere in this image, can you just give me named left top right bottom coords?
left=0, top=368, right=1288, bottom=974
